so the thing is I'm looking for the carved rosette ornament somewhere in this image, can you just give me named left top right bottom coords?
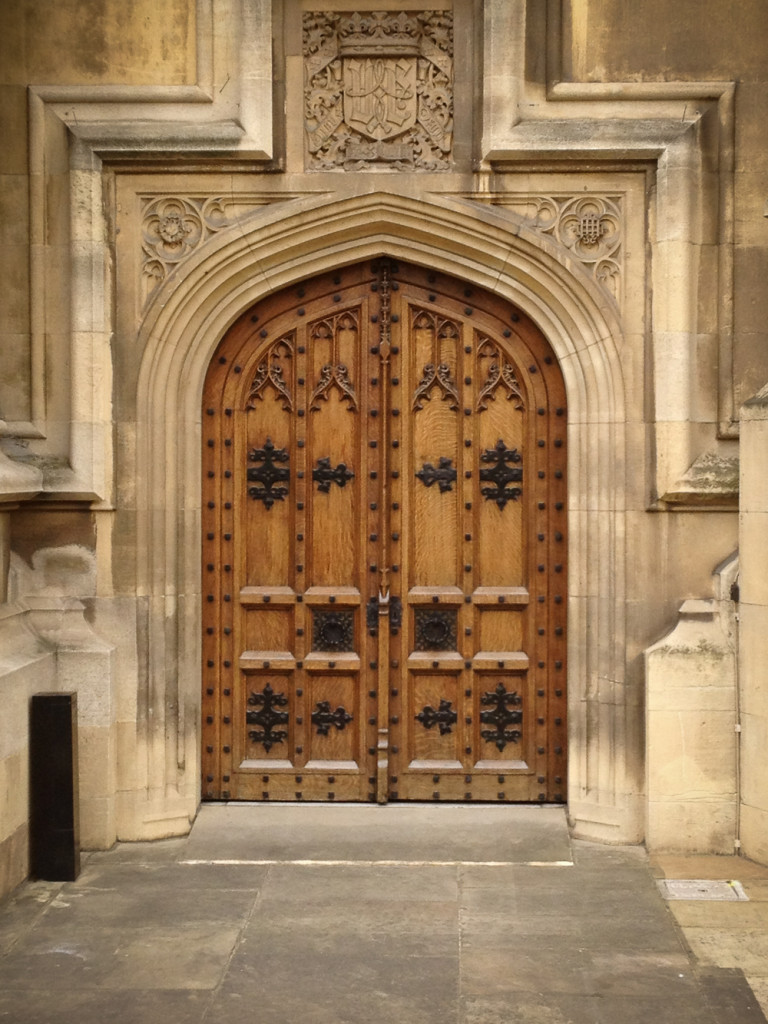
left=303, top=11, right=454, bottom=170
left=141, top=196, right=229, bottom=305
left=489, top=193, right=623, bottom=305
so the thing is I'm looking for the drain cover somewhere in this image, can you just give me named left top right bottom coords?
left=657, top=879, right=749, bottom=901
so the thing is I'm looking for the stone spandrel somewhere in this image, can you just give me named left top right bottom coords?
left=303, top=10, right=453, bottom=171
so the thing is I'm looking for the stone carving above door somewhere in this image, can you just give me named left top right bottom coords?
left=487, top=194, right=623, bottom=305
left=140, top=194, right=294, bottom=307
left=303, top=10, right=454, bottom=170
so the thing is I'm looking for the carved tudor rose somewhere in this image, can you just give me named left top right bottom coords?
left=303, top=10, right=454, bottom=170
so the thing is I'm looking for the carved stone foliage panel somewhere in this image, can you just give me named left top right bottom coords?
left=303, top=10, right=454, bottom=171
left=488, top=194, right=624, bottom=306
left=140, top=194, right=293, bottom=307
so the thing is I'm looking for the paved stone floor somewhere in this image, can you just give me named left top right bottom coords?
left=0, top=805, right=766, bottom=1023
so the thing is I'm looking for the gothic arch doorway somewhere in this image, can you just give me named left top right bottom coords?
left=201, top=259, right=567, bottom=803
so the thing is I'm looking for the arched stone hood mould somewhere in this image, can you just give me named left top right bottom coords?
left=137, top=189, right=626, bottom=412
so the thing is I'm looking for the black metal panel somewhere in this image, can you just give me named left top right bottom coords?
left=29, top=693, right=80, bottom=881
left=414, top=607, right=457, bottom=650
left=312, top=609, right=354, bottom=651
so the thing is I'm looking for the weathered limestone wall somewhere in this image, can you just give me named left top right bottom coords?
left=567, top=0, right=768, bottom=416
left=739, top=386, right=768, bottom=865
left=0, top=0, right=767, bottom=895
left=646, top=558, right=739, bottom=854
left=0, top=608, right=54, bottom=901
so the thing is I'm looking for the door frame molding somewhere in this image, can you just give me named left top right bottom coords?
left=134, top=190, right=634, bottom=842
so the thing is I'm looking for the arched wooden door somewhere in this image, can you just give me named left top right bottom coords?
left=202, top=260, right=567, bottom=803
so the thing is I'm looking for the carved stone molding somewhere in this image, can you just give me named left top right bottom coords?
left=489, top=194, right=623, bottom=305
left=140, top=194, right=285, bottom=307
left=303, top=10, right=454, bottom=171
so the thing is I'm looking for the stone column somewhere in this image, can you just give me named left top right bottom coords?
left=739, top=384, right=768, bottom=865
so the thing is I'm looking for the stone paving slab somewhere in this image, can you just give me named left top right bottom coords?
left=0, top=807, right=765, bottom=1023
left=182, top=802, right=573, bottom=864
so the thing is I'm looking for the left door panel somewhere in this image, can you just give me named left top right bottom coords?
left=202, top=265, right=379, bottom=801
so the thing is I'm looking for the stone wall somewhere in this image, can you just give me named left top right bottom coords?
left=1, top=0, right=767, bottom=895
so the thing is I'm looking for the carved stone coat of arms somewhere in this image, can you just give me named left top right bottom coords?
left=304, top=11, right=454, bottom=170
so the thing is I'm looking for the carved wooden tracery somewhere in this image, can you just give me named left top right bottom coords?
left=309, top=312, right=360, bottom=411
left=412, top=310, right=460, bottom=409
left=246, top=337, right=294, bottom=411
left=476, top=336, right=524, bottom=413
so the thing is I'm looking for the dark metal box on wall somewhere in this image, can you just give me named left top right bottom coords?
left=30, top=693, right=80, bottom=881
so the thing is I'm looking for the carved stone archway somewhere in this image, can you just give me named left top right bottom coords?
left=131, top=190, right=633, bottom=843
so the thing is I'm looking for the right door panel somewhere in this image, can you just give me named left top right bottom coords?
left=386, top=267, right=568, bottom=803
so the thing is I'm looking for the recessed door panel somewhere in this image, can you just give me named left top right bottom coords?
left=202, top=260, right=567, bottom=804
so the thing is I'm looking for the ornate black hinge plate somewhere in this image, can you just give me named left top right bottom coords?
left=416, top=457, right=457, bottom=493
left=415, top=699, right=458, bottom=736
left=479, top=439, right=522, bottom=509
left=246, top=683, right=289, bottom=751
left=312, top=456, right=354, bottom=493
left=311, top=701, right=353, bottom=735
left=480, top=682, right=523, bottom=751
left=247, top=438, right=290, bottom=508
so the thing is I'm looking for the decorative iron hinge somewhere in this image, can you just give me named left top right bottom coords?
left=247, top=438, right=290, bottom=508
left=312, top=456, right=355, bottom=492
left=246, top=683, right=289, bottom=751
left=311, top=700, right=353, bottom=735
left=416, top=457, right=457, bottom=493
left=479, top=439, right=523, bottom=509
left=480, top=682, right=523, bottom=751
left=415, top=698, right=458, bottom=736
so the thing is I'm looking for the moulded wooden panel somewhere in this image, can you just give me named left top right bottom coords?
left=304, top=674, right=361, bottom=767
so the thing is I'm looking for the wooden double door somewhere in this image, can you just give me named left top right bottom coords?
left=202, top=260, right=567, bottom=803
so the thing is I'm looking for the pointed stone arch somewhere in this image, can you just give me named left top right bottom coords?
left=130, top=190, right=635, bottom=843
